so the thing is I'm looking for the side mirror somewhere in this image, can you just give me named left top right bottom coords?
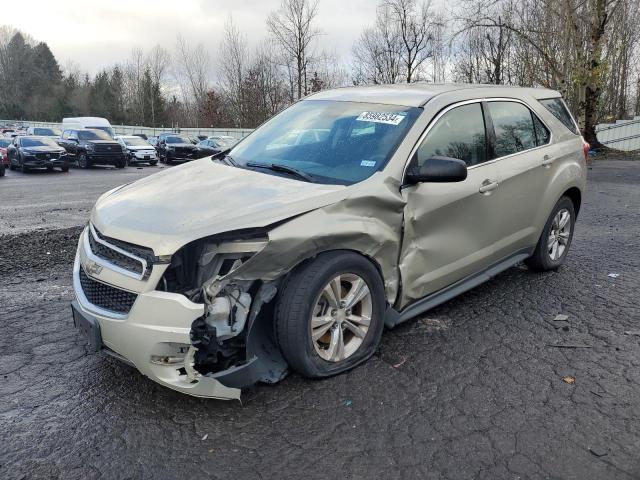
left=405, top=155, right=468, bottom=184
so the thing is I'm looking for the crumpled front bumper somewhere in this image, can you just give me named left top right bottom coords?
left=71, top=232, right=241, bottom=400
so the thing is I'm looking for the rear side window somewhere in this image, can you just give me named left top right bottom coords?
left=539, top=98, right=579, bottom=135
left=532, top=115, right=550, bottom=146
left=417, top=103, right=487, bottom=167
left=488, top=102, right=539, bottom=157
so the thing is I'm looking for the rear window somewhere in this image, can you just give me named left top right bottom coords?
left=539, top=98, right=579, bottom=135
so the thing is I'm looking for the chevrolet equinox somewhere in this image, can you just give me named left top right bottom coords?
left=71, top=84, right=587, bottom=400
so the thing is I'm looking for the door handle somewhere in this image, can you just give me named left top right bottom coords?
left=479, top=179, right=499, bottom=194
left=542, top=155, right=555, bottom=167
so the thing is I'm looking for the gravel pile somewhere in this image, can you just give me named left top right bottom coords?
left=0, top=226, right=83, bottom=277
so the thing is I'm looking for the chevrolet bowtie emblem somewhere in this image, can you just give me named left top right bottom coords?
left=83, top=261, right=103, bottom=276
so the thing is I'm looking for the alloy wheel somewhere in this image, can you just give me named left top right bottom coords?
left=548, top=208, right=571, bottom=261
left=310, top=273, right=372, bottom=362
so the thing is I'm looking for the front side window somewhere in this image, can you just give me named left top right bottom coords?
left=488, top=102, right=537, bottom=157
left=230, top=100, right=421, bottom=185
left=416, top=103, right=487, bottom=167
left=539, top=98, right=579, bottom=135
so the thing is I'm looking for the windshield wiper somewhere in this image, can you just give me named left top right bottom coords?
left=246, top=162, right=315, bottom=182
left=211, top=148, right=238, bottom=167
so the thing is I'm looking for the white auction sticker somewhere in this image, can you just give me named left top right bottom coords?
left=356, top=111, right=406, bottom=125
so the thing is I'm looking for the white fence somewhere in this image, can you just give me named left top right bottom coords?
left=596, top=116, right=640, bottom=152
left=1, top=119, right=254, bottom=140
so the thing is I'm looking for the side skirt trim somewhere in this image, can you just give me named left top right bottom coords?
left=385, top=248, right=533, bottom=328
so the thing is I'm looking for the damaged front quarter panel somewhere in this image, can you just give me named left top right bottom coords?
left=180, top=173, right=408, bottom=392
left=228, top=174, right=407, bottom=305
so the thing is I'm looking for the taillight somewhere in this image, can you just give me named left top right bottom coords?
left=582, top=139, right=590, bottom=162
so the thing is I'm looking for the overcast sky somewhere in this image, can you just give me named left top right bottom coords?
left=3, top=0, right=386, bottom=76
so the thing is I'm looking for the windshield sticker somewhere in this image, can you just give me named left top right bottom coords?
left=356, top=111, right=406, bottom=125
left=360, top=160, right=376, bottom=167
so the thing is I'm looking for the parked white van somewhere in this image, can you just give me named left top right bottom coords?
left=62, top=117, right=114, bottom=138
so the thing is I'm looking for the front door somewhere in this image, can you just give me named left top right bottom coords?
left=398, top=101, right=504, bottom=309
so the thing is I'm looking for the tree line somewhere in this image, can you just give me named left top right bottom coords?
left=0, top=0, right=638, bottom=147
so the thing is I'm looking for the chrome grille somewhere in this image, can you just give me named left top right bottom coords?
left=79, top=268, right=137, bottom=314
left=87, top=225, right=154, bottom=279
left=93, top=143, right=121, bottom=154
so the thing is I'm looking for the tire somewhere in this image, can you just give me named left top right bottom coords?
left=20, top=156, right=29, bottom=173
left=9, top=161, right=15, bottom=171
left=0, top=165, right=4, bottom=177
left=61, top=163, right=69, bottom=172
left=149, top=160, right=158, bottom=166
left=78, top=153, right=90, bottom=169
left=275, top=251, right=386, bottom=378
left=115, top=160, right=126, bottom=169
left=46, top=166, right=54, bottom=172
left=525, top=196, right=576, bottom=271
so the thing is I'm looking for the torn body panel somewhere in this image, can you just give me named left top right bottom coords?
left=228, top=174, right=407, bottom=305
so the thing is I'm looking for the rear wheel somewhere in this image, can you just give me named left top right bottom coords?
left=115, top=160, right=126, bottom=169
left=61, top=163, right=69, bottom=172
left=526, top=196, right=576, bottom=271
left=46, top=166, right=54, bottom=172
left=149, top=160, right=158, bottom=166
left=275, top=251, right=386, bottom=378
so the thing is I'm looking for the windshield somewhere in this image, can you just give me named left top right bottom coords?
left=122, top=137, right=150, bottom=147
left=78, top=130, right=112, bottom=140
left=0, top=139, right=10, bottom=148
left=212, top=137, right=233, bottom=148
left=165, top=135, right=191, bottom=144
left=87, top=126, right=114, bottom=137
left=230, top=100, right=420, bottom=185
left=22, top=137, right=60, bottom=148
left=33, top=127, right=61, bottom=136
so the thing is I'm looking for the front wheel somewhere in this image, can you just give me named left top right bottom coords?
left=78, top=153, right=90, bottom=169
left=115, top=160, right=126, bottom=169
left=275, top=251, right=386, bottom=378
left=526, top=196, right=576, bottom=271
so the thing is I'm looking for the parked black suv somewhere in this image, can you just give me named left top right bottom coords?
left=156, top=133, right=200, bottom=164
left=59, top=129, right=127, bottom=169
left=7, top=136, right=70, bottom=173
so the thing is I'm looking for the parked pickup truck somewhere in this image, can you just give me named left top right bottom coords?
left=59, top=129, right=127, bottom=169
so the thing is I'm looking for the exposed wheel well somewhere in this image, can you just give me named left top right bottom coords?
left=563, top=187, right=582, bottom=216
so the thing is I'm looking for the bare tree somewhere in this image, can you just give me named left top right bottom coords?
left=267, top=0, right=321, bottom=100
left=219, top=16, right=249, bottom=126
left=352, top=0, right=440, bottom=84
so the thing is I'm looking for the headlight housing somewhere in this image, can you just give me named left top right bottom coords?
left=158, top=234, right=269, bottom=299
left=85, top=143, right=95, bottom=151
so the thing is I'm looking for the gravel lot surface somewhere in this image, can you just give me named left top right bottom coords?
left=0, top=164, right=163, bottom=234
left=1, top=160, right=639, bottom=480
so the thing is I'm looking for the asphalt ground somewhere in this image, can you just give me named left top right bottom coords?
left=1, top=160, right=639, bottom=480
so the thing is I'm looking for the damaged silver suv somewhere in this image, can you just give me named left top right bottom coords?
left=71, top=84, right=587, bottom=399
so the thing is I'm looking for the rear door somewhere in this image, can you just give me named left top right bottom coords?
left=398, top=101, right=505, bottom=307
left=485, top=100, right=553, bottom=256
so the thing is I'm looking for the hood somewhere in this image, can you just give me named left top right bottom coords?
left=166, top=143, right=197, bottom=148
left=85, top=140, right=119, bottom=145
left=127, top=145, right=156, bottom=151
left=91, top=158, right=347, bottom=255
left=24, top=146, right=65, bottom=153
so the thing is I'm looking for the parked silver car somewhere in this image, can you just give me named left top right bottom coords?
left=71, top=84, right=587, bottom=399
